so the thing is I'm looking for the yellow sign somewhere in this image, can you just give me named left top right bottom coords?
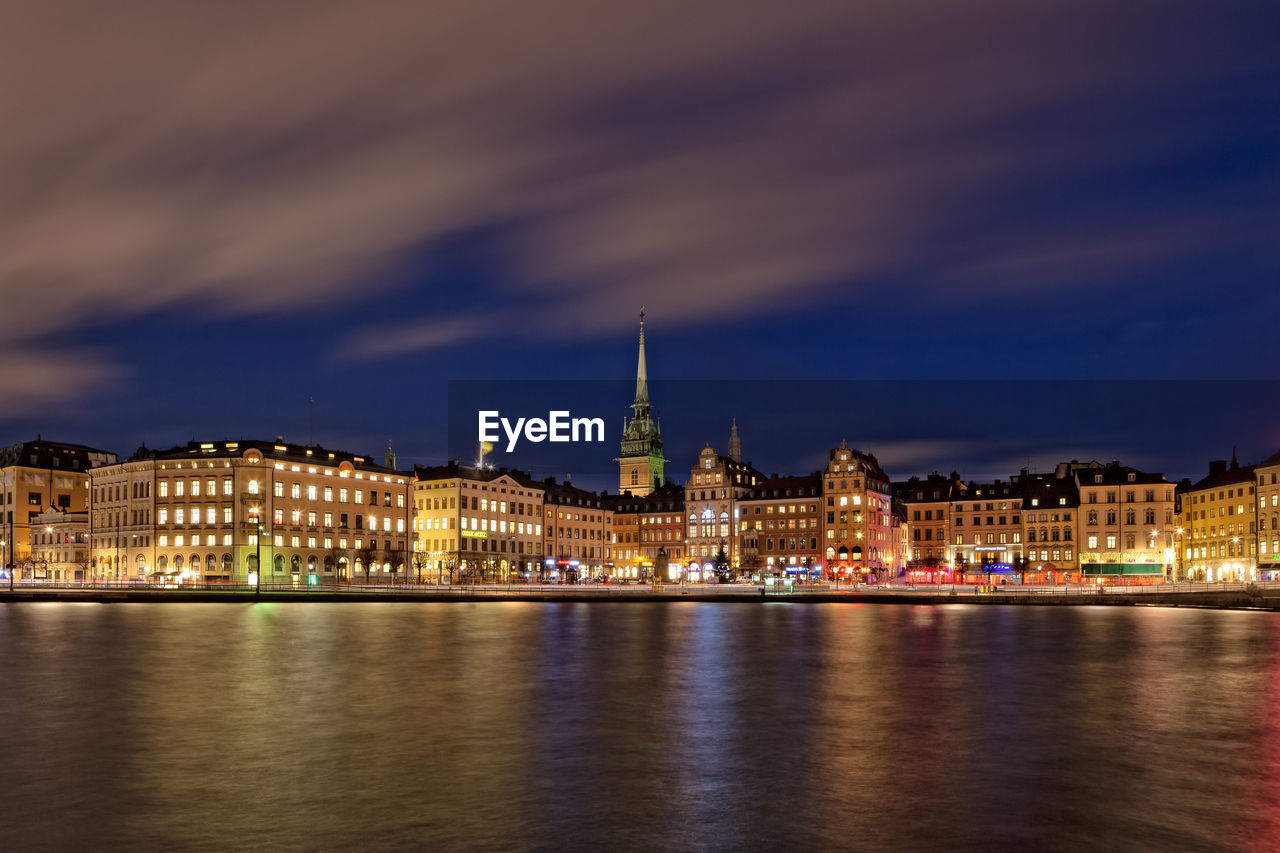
left=461, top=530, right=488, bottom=539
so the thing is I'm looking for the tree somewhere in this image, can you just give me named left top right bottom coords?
left=383, top=547, right=404, bottom=585
left=327, top=545, right=348, bottom=584
left=355, top=544, right=379, bottom=584
left=713, top=541, right=730, bottom=582
left=741, top=552, right=762, bottom=582
left=74, top=553, right=92, bottom=584
left=1013, top=554, right=1026, bottom=585
left=411, top=551, right=428, bottom=584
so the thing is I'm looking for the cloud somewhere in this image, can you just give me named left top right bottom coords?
left=0, top=346, right=125, bottom=411
left=0, top=0, right=1274, bottom=407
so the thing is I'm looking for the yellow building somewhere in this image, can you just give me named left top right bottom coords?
left=1184, top=456, right=1257, bottom=582
left=28, top=507, right=89, bottom=581
left=542, top=478, right=611, bottom=580
left=901, top=472, right=960, bottom=578
left=92, top=440, right=412, bottom=584
left=413, top=462, right=544, bottom=583
left=1075, top=462, right=1176, bottom=583
left=1257, top=450, right=1280, bottom=578
left=2, top=438, right=116, bottom=578
left=683, top=430, right=764, bottom=576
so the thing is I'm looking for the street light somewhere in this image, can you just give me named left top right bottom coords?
left=1, top=539, right=8, bottom=592
left=250, top=506, right=263, bottom=597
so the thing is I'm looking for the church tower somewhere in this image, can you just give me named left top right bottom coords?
left=728, top=419, right=741, bottom=462
left=617, top=309, right=667, bottom=496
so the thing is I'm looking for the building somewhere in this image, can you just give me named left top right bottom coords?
left=683, top=430, right=765, bottom=576
left=542, top=478, right=611, bottom=581
left=413, top=461, right=544, bottom=583
left=739, top=473, right=823, bottom=578
left=616, top=312, right=667, bottom=497
left=91, top=439, right=412, bottom=584
left=1257, top=451, right=1280, bottom=579
left=1018, top=469, right=1080, bottom=583
left=901, top=472, right=961, bottom=581
left=1074, top=461, right=1176, bottom=584
left=28, top=507, right=89, bottom=581
left=950, top=479, right=1025, bottom=581
left=1, top=438, right=117, bottom=578
left=822, top=440, right=892, bottom=581
left=605, top=481, right=685, bottom=581
left=1183, top=455, right=1257, bottom=582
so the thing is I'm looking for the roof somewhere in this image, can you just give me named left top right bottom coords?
left=128, top=439, right=404, bottom=475
left=604, top=481, right=686, bottom=514
left=1073, top=462, right=1170, bottom=487
left=1257, top=449, right=1280, bottom=469
left=0, top=439, right=117, bottom=471
left=1187, top=461, right=1257, bottom=493
left=1019, top=473, right=1080, bottom=508
left=741, top=473, right=823, bottom=501
left=413, top=461, right=543, bottom=491
left=541, top=477, right=603, bottom=508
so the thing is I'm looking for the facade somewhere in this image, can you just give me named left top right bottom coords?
left=413, top=462, right=544, bottom=583
left=28, top=507, right=89, bottom=581
left=1074, top=462, right=1176, bottom=583
left=822, top=440, right=892, bottom=580
left=1183, top=456, right=1257, bottom=582
left=739, top=473, right=823, bottom=578
left=542, top=478, right=611, bottom=580
left=1, top=438, right=117, bottom=577
left=617, top=313, right=667, bottom=497
left=950, top=479, right=1024, bottom=580
left=91, top=440, right=412, bottom=584
left=1258, top=450, right=1280, bottom=579
left=1019, top=469, right=1080, bottom=582
left=901, top=472, right=960, bottom=581
left=683, top=432, right=765, bottom=575
left=605, top=481, right=685, bottom=581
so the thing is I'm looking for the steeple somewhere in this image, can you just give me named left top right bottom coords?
left=384, top=440, right=397, bottom=470
left=728, top=418, right=741, bottom=462
left=635, top=306, right=649, bottom=406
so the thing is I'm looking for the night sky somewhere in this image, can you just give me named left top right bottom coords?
left=1, top=1, right=1277, bottom=483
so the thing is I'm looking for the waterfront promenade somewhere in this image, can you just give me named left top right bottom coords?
left=3, top=581, right=1280, bottom=610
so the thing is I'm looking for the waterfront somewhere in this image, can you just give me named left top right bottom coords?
left=3, top=603, right=1280, bottom=852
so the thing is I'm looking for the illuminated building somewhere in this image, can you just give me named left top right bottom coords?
left=1018, top=468, right=1080, bottom=582
left=1073, top=461, right=1176, bottom=584
left=605, top=481, right=684, bottom=581
left=949, top=479, right=1025, bottom=582
left=822, top=440, right=892, bottom=580
left=683, top=428, right=765, bottom=577
left=739, top=473, right=823, bottom=578
left=901, top=472, right=962, bottom=581
left=1183, top=454, right=1257, bottom=582
left=542, top=477, right=611, bottom=580
left=28, top=507, right=89, bottom=581
left=413, top=461, right=544, bottom=583
left=1257, top=450, right=1280, bottom=579
left=91, top=439, right=411, bottom=584
left=1, top=438, right=116, bottom=579
left=616, top=311, right=667, bottom=497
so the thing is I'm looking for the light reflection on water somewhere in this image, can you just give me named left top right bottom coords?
left=2, top=602, right=1279, bottom=852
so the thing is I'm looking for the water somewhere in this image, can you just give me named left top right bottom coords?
left=2, top=602, right=1279, bottom=852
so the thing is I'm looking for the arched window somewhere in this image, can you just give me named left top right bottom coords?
left=247, top=554, right=259, bottom=571
left=631, top=469, right=639, bottom=486
left=290, top=554, right=301, bottom=573
left=173, top=555, right=184, bottom=570
left=273, top=554, right=284, bottom=573
left=1125, top=510, right=1136, bottom=525
left=206, top=554, right=216, bottom=572
left=158, top=555, right=169, bottom=571
left=247, top=480, right=259, bottom=495
left=222, top=554, right=232, bottom=571
left=324, top=555, right=335, bottom=573
left=307, top=555, right=317, bottom=573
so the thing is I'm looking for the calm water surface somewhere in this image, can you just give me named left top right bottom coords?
left=2, top=602, right=1280, bottom=852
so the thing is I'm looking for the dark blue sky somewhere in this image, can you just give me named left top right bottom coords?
left=1, top=0, right=1277, bottom=481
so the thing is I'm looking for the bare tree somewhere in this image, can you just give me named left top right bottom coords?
left=355, top=544, right=379, bottom=584
left=411, top=551, right=428, bottom=584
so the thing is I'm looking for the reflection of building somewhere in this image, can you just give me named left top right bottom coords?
left=605, top=481, right=684, bottom=581
left=1183, top=455, right=1257, bottom=582
left=617, top=312, right=667, bottom=497
left=950, top=479, right=1024, bottom=579
left=1074, top=461, right=1175, bottom=583
left=1018, top=467, right=1080, bottom=582
left=413, top=462, right=543, bottom=582
left=822, top=440, right=892, bottom=579
left=683, top=428, right=764, bottom=573
left=2, top=438, right=116, bottom=578
left=739, top=473, right=822, bottom=577
left=901, top=472, right=961, bottom=579
left=92, top=440, right=412, bottom=584
left=1258, top=450, right=1280, bottom=579
left=29, top=507, right=89, bottom=581
left=542, top=477, right=611, bottom=579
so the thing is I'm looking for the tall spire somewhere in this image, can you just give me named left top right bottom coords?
left=635, top=306, right=649, bottom=405
left=728, top=418, right=741, bottom=462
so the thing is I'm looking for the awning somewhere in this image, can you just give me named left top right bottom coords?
left=1082, top=563, right=1163, bottom=576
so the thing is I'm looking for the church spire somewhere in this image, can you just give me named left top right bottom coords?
left=635, top=306, right=649, bottom=405
left=728, top=418, right=741, bottom=462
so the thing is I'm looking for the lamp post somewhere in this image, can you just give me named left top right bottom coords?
left=251, top=506, right=263, bottom=598
left=1, top=539, right=8, bottom=592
